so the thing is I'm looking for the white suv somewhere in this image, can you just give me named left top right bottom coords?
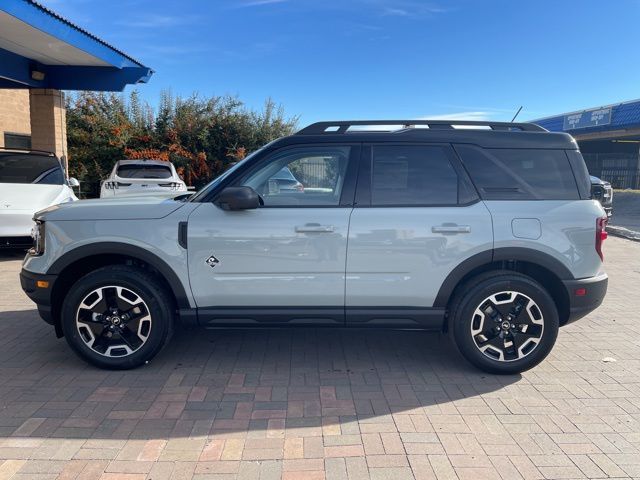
left=21, top=121, right=608, bottom=374
left=100, top=159, right=187, bottom=198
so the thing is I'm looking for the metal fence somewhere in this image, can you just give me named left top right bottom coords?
left=583, top=153, right=640, bottom=189
left=291, top=158, right=333, bottom=189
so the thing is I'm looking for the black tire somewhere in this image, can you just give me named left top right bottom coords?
left=449, top=271, right=559, bottom=375
left=61, top=265, right=174, bottom=369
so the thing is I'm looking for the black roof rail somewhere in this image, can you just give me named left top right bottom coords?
left=0, top=146, right=56, bottom=156
left=296, top=120, right=547, bottom=135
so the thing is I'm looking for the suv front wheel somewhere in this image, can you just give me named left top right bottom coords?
left=450, top=272, right=559, bottom=374
left=61, top=265, right=173, bottom=369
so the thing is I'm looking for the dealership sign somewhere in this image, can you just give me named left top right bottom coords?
left=563, top=107, right=612, bottom=130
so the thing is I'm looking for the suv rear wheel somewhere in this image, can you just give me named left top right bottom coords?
left=61, top=265, right=173, bottom=369
left=449, top=271, right=559, bottom=374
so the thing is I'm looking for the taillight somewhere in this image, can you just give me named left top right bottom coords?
left=596, top=216, right=608, bottom=261
left=159, top=182, right=181, bottom=189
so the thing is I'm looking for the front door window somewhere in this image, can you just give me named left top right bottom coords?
left=236, top=146, right=352, bottom=206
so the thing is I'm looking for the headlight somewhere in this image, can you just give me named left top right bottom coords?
left=29, top=220, right=45, bottom=255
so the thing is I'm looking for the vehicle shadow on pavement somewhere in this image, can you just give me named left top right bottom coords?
left=0, top=309, right=521, bottom=445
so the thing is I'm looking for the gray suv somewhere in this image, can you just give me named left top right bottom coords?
left=20, top=120, right=608, bottom=374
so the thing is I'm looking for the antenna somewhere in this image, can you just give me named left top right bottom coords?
left=511, top=106, right=523, bottom=122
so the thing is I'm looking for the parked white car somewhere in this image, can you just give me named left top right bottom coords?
left=100, top=159, right=187, bottom=198
left=0, top=149, right=78, bottom=248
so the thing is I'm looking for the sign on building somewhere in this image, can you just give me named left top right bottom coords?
left=563, top=107, right=612, bottom=130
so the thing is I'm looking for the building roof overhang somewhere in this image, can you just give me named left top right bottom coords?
left=0, top=0, right=153, bottom=91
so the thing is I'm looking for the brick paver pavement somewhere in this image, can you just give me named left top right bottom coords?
left=0, top=237, right=639, bottom=480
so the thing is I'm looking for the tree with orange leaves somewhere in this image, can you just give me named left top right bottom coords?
left=66, top=91, right=297, bottom=197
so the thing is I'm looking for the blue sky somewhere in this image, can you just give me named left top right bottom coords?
left=47, top=0, right=640, bottom=125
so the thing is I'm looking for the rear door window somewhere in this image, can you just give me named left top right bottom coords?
left=369, top=145, right=475, bottom=206
left=454, top=145, right=580, bottom=200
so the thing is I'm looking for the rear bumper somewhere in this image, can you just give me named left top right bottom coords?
left=20, top=268, right=57, bottom=326
left=562, top=273, right=608, bottom=324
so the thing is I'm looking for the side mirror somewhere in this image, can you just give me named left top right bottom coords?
left=216, top=186, right=261, bottom=211
left=68, top=177, right=80, bottom=188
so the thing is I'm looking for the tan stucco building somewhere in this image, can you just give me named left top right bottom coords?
left=0, top=89, right=67, bottom=164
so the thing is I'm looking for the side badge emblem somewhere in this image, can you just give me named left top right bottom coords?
left=205, top=255, right=220, bottom=268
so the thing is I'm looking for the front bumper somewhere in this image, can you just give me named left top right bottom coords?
left=0, top=210, right=36, bottom=237
left=1, top=236, right=33, bottom=249
left=20, top=268, right=57, bottom=326
left=562, top=273, right=608, bottom=324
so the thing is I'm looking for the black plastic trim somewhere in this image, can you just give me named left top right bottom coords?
left=296, top=120, right=547, bottom=134
left=199, top=307, right=344, bottom=326
left=47, top=242, right=191, bottom=309
left=562, top=273, right=608, bottom=324
left=354, top=145, right=372, bottom=207
left=178, top=222, right=188, bottom=249
left=492, top=247, right=574, bottom=279
left=433, top=250, right=493, bottom=307
left=20, top=269, right=56, bottom=306
left=433, top=248, right=575, bottom=308
left=346, top=307, right=445, bottom=329
left=20, top=269, right=56, bottom=325
left=194, top=306, right=445, bottom=329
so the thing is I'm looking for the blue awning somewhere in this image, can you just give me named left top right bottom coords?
left=0, top=0, right=153, bottom=91
left=532, top=99, right=640, bottom=136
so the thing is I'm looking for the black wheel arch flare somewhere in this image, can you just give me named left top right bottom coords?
left=434, top=247, right=574, bottom=309
left=48, top=242, right=192, bottom=311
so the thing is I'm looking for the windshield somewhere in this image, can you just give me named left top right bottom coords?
left=189, top=146, right=267, bottom=202
left=117, top=164, right=173, bottom=179
left=0, top=153, right=64, bottom=185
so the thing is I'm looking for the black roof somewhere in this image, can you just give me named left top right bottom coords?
left=273, top=121, right=577, bottom=149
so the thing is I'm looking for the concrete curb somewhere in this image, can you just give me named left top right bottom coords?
left=607, top=225, right=640, bottom=242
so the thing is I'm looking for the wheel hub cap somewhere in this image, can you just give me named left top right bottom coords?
left=470, top=291, right=544, bottom=362
left=75, top=285, right=152, bottom=358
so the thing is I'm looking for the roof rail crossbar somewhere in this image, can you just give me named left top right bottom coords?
left=296, top=120, right=547, bottom=135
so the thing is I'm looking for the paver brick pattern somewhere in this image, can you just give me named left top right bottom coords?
left=0, top=237, right=639, bottom=479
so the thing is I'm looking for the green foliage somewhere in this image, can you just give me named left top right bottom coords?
left=66, top=90, right=298, bottom=197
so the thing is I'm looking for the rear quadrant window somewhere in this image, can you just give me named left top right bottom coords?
left=455, top=146, right=580, bottom=200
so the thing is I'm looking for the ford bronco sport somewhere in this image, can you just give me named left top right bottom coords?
left=20, top=120, right=608, bottom=374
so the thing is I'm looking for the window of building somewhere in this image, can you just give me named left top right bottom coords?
left=4, top=133, right=32, bottom=150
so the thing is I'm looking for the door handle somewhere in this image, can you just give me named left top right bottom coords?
left=432, top=225, right=471, bottom=234
left=295, top=224, right=335, bottom=233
